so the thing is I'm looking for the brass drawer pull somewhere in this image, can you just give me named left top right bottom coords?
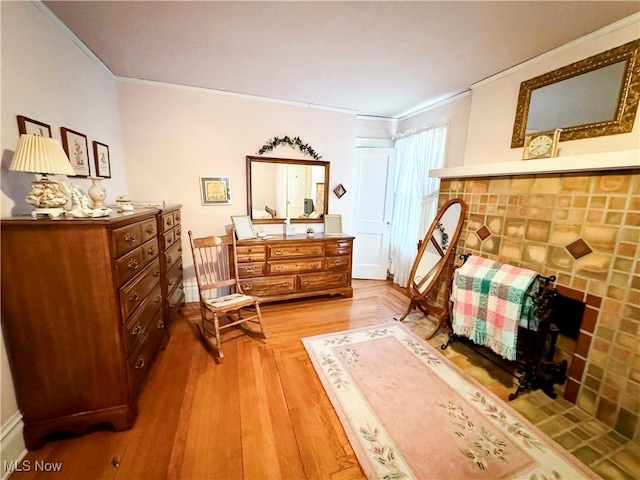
left=125, top=233, right=136, bottom=245
left=242, top=284, right=253, bottom=291
left=154, top=270, right=161, bottom=277
left=128, top=259, right=139, bottom=271
left=146, top=225, right=155, bottom=235
left=135, top=355, right=145, bottom=369
left=148, top=246, right=156, bottom=256
left=244, top=266, right=256, bottom=273
left=167, top=256, right=173, bottom=264
left=132, top=322, right=143, bottom=336
left=311, top=248, right=319, bottom=254
left=312, top=263, right=320, bottom=269
left=129, top=291, right=139, bottom=302
left=155, top=293, right=162, bottom=303
left=175, top=213, right=181, bottom=222
left=273, top=265, right=283, bottom=272
left=273, top=248, right=283, bottom=256
left=302, top=279, right=311, bottom=286
left=167, top=218, right=173, bottom=227
left=157, top=320, right=165, bottom=329
left=281, top=282, right=290, bottom=287
left=168, top=278, right=175, bottom=286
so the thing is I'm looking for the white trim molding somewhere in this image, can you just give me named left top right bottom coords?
left=1, top=412, right=27, bottom=480
left=430, top=149, right=640, bottom=179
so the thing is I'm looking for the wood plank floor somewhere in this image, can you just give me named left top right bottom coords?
left=10, top=279, right=413, bottom=480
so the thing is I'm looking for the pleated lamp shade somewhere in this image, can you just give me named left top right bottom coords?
left=9, top=134, right=75, bottom=176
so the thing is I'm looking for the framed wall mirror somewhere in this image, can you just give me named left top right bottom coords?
left=397, top=198, right=467, bottom=339
left=246, top=156, right=330, bottom=224
left=511, top=39, right=640, bottom=148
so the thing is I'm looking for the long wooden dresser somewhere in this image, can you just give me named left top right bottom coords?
left=0, top=208, right=180, bottom=450
left=234, top=234, right=354, bottom=301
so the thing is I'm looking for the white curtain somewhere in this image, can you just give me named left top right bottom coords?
left=389, top=124, right=447, bottom=287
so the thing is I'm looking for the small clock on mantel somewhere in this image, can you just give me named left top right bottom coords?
left=522, top=129, right=562, bottom=160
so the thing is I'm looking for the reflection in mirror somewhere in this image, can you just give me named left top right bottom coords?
left=413, top=201, right=462, bottom=294
left=397, top=198, right=466, bottom=339
left=246, top=156, right=330, bottom=224
left=511, top=39, right=640, bottom=147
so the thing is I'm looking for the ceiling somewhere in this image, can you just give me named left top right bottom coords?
left=43, top=1, right=640, bottom=119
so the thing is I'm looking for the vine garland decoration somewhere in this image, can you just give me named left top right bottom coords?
left=257, top=135, right=322, bottom=160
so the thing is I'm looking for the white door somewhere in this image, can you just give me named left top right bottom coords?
left=286, top=165, right=307, bottom=218
left=351, top=148, right=396, bottom=279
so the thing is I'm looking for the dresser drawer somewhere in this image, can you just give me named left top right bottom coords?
left=168, top=283, right=185, bottom=319
left=325, top=240, right=352, bottom=256
left=237, top=262, right=266, bottom=278
left=141, top=238, right=159, bottom=265
left=163, top=229, right=175, bottom=248
left=127, top=317, right=165, bottom=396
left=173, top=225, right=182, bottom=243
left=239, top=276, right=296, bottom=296
left=298, top=272, right=350, bottom=291
left=119, top=259, right=162, bottom=321
left=325, top=256, right=351, bottom=270
left=161, top=212, right=176, bottom=232
left=267, top=243, right=323, bottom=259
left=122, top=284, right=162, bottom=356
left=269, top=259, right=323, bottom=274
left=166, top=258, right=183, bottom=292
left=165, top=240, right=182, bottom=268
left=236, top=245, right=266, bottom=263
left=140, top=218, right=158, bottom=243
left=115, top=238, right=159, bottom=286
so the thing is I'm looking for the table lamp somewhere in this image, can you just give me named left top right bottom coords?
left=9, top=134, right=76, bottom=218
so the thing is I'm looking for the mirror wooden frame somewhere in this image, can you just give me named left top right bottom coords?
left=511, top=39, right=640, bottom=148
left=397, top=198, right=467, bottom=339
left=246, top=156, right=330, bottom=224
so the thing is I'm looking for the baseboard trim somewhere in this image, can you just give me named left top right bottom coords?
left=1, top=412, right=27, bottom=480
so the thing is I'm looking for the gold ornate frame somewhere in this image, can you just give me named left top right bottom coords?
left=511, top=39, right=640, bottom=148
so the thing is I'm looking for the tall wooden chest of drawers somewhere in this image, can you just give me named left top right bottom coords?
left=0, top=210, right=169, bottom=450
left=158, top=205, right=184, bottom=331
left=235, top=234, right=354, bottom=301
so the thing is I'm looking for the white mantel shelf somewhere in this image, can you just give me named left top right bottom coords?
left=430, top=149, right=640, bottom=179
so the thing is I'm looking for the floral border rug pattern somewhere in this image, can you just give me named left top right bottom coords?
left=302, top=322, right=597, bottom=480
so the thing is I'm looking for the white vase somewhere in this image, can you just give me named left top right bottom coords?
left=87, top=177, right=107, bottom=208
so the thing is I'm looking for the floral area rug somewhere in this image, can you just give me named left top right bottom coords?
left=302, top=322, right=597, bottom=480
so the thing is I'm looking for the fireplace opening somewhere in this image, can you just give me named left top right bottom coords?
left=549, top=293, right=585, bottom=340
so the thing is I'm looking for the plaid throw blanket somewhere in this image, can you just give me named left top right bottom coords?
left=451, top=255, right=538, bottom=361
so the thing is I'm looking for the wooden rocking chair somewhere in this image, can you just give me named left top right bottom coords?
left=188, top=231, right=266, bottom=361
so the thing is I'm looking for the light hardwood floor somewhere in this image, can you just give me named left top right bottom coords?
left=9, top=279, right=412, bottom=480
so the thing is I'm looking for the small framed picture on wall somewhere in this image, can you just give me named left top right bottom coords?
left=17, top=115, right=52, bottom=138
left=61, top=127, right=90, bottom=177
left=200, top=176, right=232, bottom=205
left=93, top=141, right=111, bottom=178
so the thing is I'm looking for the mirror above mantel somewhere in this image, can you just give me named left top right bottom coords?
left=511, top=39, right=640, bottom=148
left=246, top=156, right=330, bottom=224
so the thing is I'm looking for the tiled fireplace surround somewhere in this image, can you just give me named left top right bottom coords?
left=436, top=169, right=639, bottom=441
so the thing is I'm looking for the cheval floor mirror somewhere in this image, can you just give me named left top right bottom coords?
left=397, top=198, right=466, bottom=339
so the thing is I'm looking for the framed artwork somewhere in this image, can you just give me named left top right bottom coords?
left=231, top=215, right=257, bottom=240
left=324, top=214, right=343, bottom=236
left=60, top=127, right=90, bottom=177
left=92, top=141, right=111, bottom=178
left=200, top=176, right=232, bottom=205
left=17, top=115, right=52, bottom=138
left=333, top=183, right=347, bottom=199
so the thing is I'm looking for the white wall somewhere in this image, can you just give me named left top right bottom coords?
left=464, top=17, right=640, bottom=166
left=0, top=0, right=128, bottom=463
left=117, top=80, right=357, bottom=279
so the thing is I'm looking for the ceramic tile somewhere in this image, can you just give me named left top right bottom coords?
left=573, top=445, right=604, bottom=466
left=552, top=430, right=583, bottom=450
left=592, top=459, right=637, bottom=480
